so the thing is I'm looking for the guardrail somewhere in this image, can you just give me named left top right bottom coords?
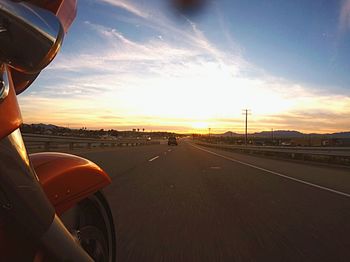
left=23, top=133, right=160, bottom=152
left=195, top=141, right=350, bottom=166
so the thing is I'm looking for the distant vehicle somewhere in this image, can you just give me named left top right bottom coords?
left=168, top=136, right=178, bottom=146
left=281, top=141, right=292, bottom=146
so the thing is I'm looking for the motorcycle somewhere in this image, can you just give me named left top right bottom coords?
left=0, top=0, right=116, bottom=261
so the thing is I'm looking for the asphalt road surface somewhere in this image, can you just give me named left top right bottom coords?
left=78, top=140, right=350, bottom=262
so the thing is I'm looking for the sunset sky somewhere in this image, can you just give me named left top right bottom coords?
left=19, top=0, right=350, bottom=133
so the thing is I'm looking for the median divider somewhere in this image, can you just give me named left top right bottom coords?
left=23, top=133, right=161, bottom=153
left=194, top=141, right=350, bottom=166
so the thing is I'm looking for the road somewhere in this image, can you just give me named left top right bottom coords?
left=77, top=140, right=350, bottom=262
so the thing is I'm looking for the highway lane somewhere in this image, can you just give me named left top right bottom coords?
left=190, top=143, right=350, bottom=196
left=78, top=140, right=350, bottom=262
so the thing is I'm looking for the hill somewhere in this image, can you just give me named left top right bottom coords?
left=215, top=130, right=350, bottom=138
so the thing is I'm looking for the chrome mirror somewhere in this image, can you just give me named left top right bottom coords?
left=0, top=65, right=9, bottom=101
left=0, top=0, right=64, bottom=74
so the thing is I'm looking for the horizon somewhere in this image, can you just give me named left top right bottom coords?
left=19, top=0, right=350, bottom=133
left=24, top=122, right=350, bottom=136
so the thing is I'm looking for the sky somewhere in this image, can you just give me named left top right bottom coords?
left=19, top=0, right=350, bottom=133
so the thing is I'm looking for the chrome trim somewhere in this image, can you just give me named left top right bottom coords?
left=0, top=65, right=9, bottom=101
left=0, top=0, right=64, bottom=74
left=0, top=2, right=57, bottom=42
left=0, top=129, right=55, bottom=238
left=7, top=128, right=31, bottom=170
left=0, top=129, right=93, bottom=261
left=41, top=215, right=94, bottom=262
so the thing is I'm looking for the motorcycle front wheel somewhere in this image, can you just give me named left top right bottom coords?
left=61, top=191, right=116, bottom=262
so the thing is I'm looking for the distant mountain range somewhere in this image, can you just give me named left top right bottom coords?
left=29, top=123, right=60, bottom=130
left=23, top=124, right=350, bottom=138
left=215, top=130, right=350, bottom=138
left=21, top=123, right=179, bottom=138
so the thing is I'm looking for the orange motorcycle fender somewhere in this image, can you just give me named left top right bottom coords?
left=30, top=152, right=111, bottom=215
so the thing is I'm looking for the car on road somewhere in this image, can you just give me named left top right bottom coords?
left=168, top=136, right=178, bottom=146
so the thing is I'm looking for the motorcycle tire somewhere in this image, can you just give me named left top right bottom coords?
left=60, top=191, right=116, bottom=262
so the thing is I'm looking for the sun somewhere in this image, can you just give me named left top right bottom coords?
left=191, top=121, right=209, bottom=130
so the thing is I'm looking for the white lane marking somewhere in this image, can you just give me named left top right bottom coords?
left=210, top=166, right=221, bottom=170
left=168, top=149, right=172, bottom=152
left=148, top=156, right=160, bottom=162
left=190, top=144, right=350, bottom=198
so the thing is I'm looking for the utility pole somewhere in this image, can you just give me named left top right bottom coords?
left=271, top=128, right=274, bottom=144
left=208, top=128, right=211, bottom=139
left=242, top=109, right=251, bottom=146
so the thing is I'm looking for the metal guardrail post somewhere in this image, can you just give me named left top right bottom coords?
left=45, top=141, right=50, bottom=151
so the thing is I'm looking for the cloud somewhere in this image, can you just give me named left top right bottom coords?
left=48, top=21, right=203, bottom=73
left=96, top=0, right=246, bottom=65
left=99, top=0, right=149, bottom=18
left=339, top=0, right=350, bottom=33
left=20, top=0, right=350, bottom=133
left=258, top=111, right=350, bottom=133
